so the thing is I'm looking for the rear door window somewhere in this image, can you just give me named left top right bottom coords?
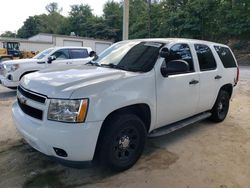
left=195, top=44, right=217, bottom=71
left=69, top=49, right=89, bottom=59
left=214, top=46, right=237, bottom=68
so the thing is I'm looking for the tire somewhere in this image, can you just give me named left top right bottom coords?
left=210, top=90, right=230, bottom=122
left=98, top=114, right=147, bottom=171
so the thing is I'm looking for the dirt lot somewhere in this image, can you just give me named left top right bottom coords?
left=0, top=66, right=250, bottom=188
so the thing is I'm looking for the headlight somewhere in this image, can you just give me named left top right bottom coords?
left=4, top=64, right=19, bottom=72
left=48, top=99, right=88, bottom=123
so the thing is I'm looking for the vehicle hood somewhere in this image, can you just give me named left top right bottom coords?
left=2, top=58, right=37, bottom=65
left=21, top=65, right=138, bottom=98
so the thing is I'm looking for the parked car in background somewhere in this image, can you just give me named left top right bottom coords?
left=0, top=46, right=94, bottom=89
left=12, top=38, right=238, bottom=171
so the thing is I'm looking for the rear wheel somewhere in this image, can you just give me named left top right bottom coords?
left=98, top=114, right=146, bottom=171
left=210, top=90, right=230, bottom=122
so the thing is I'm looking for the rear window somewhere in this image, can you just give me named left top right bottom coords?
left=69, top=49, right=89, bottom=59
left=214, top=46, right=237, bottom=68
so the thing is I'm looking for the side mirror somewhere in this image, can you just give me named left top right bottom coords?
left=161, top=60, right=190, bottom=77
left=47, top=55, right=56, bottom=64
left=89, top=51, right=98, bottom=61
left=159, top=47, right=170, bottom=58
left=89, top=51, right=96, bottom=57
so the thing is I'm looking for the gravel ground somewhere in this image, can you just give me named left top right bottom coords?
left=0, top=66, right=249, bottom=188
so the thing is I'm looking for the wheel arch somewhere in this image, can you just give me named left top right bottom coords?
left=102, top=103, right=151, bottom=133
left=19, top=70, right=38, bottom=80
left=93, top=103, right=151, bottom=160
left=220, top=83, right=233, bottom=99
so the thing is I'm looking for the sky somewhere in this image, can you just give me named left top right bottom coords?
left=0, top=0, right=119, bottom=35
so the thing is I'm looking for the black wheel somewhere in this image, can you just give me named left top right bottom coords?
left=210, top=90, right=230, bottom=122
left=98, top=114, right=146, bottom=171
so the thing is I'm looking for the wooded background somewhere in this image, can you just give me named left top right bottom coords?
left=1, top=0, right=250, bottom=45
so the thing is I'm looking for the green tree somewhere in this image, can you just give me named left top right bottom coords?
left=13, top=0, right=250, bottom=41
left=17, top=16, right=42, bottom=38
left=17, top=3, right=66, bottom=38
left=45, top=2, right=62, bottom=14
left=129, top=0, right=149, bottom=39
left=66, top=4, right=94, bottom=37
left=0, top=31, right=16, bottom=38
left=103, top=0, right=123, bottom=41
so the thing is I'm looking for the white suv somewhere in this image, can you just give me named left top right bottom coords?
left=0, top=46, right=93, bottom=88
left=12, top=38, right=239, bottom=171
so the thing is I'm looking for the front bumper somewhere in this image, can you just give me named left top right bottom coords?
left=1, top=77, right=19, bottom=88
left=12, top=102, right=103, bottom=162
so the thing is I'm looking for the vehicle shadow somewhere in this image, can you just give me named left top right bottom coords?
left=0, top=120, right=212, bottom=188
left=146, top=119, right=212, bottom=150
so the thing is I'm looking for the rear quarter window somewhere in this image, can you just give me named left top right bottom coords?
left=214, top=46, right=237, bottom=68
left=70, top=49, right=89, bottom=59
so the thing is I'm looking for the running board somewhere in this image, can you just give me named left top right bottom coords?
left=148, top=112, right=211, bottom=138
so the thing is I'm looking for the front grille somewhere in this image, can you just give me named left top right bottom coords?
left=18, top=99, right=43, bottom=120
left=18, top=86, right=46, bottom=104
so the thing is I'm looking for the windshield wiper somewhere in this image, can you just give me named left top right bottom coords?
left=85, top=61, right=100, bottom=67
left=100, top=63, right=117, bottom=68
left=100, top=63, right=143, bottom=72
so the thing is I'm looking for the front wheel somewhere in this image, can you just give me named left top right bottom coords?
left=210, top=90, right=230, bottom=122
left=99, top=114, right=146, bottom=171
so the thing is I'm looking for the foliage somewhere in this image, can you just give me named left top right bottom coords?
left=15, top=0, right=250, bottom=42
left=0, top=31, right=16, bottom=38
left=45, top=2, right=63, bottom=14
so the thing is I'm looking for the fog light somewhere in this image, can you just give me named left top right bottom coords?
left=7, top=75, right=13, bottom=80
left=53, top=147, right=68, bottom=157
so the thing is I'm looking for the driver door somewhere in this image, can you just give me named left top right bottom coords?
left=155, top=43, right=200, bottom=128
left=48, top=49, right=71, bottom=67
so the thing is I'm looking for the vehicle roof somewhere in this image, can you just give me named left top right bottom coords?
left=48, top=46, right=93, bottom=51
left=126, top=38, right=229, bottom=48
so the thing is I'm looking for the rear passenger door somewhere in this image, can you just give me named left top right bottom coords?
left=194, top=44, right=221, bottom=112
left=69, top=49, right=92, bottom=65
left=214, top=45, right=238, bottom=86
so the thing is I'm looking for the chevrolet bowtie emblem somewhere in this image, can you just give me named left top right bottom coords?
left=19, top=95, right=27, bottom=105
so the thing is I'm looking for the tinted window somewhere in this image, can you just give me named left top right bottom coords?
left=52, top=49, right=69, bottom=60
left=70, top=49, right=89, bottom=59
left=214, top=46, right=237, bottom=68
left=166, top=43, right=194, bottom=72
left=117, top=42, right=163, bottom=72
left=195, top=44, right=216, bottom=71
left=93, top=41, right=164, bottom=72
left=33, top=48, right=54, bottom=59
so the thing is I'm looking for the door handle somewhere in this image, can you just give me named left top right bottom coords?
left=214, top=75, right=222, bottom=80
left=189, top=80, right=199, bottom=85
left=37, top=61, right=45, bottom=64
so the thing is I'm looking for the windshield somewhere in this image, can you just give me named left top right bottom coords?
left=93, top=41, right=164, bottom=72
left=3, top=42, right=20, bottom=50
left=33, top=48, right=54, bottom=59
